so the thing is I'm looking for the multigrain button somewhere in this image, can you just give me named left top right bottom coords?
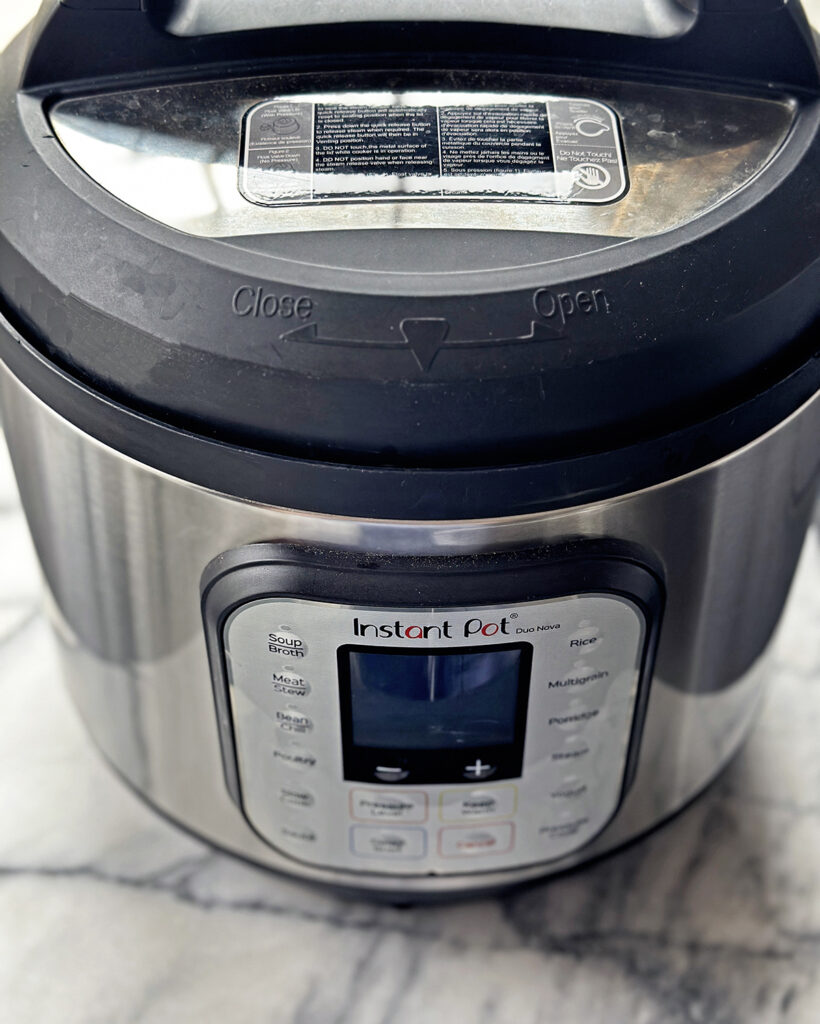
left=350, top=826, right=427, bottom=859
left=438, top=823, right=514, bottom=857
left=267, top=628, right=307, bottom=659
left=275, top=708, right=313, bottom=734
left=546, top=665, right=610, bottom=693
left=440, top=785, right=517, bottom=822
left=350, top=789, right=428, bottom=823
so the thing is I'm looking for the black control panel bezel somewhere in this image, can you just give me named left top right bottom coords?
left=338, top=641, right=533, bottom=786
left=201, top=541, right=664, bottom=830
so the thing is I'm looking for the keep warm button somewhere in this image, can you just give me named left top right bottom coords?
left=440, top=785, right=517, bottom=822
left=439, top=823, right=514, bottom=857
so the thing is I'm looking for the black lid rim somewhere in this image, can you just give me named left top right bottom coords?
left=2, top=307, right=817, bottom=521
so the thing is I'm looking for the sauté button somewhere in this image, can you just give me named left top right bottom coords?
left=350, top=826, right=427, bottom=858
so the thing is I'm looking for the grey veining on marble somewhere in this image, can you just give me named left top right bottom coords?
left=0, top=426, right=819, bottom=1024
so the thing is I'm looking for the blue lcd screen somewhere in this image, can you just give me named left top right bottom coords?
left=346, top=647, right=524, bottom=750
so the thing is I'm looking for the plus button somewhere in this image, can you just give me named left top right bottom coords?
left=463, top=759, right=497, bottom=781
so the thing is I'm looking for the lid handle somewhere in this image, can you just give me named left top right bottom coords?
left=164, top=0, right=700, bottom=40
left=20, top=0, right=820, bottom=93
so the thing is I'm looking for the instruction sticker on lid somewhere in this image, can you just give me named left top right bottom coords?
left=239, top=91, right=628, bottom=207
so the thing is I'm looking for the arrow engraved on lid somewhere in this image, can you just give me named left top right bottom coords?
left=399, top=318, right=450, bottom=371
left=278, top=318, right=565, bottom=371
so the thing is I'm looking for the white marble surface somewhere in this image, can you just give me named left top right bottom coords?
left=0, top=432, right=818, bottom=1024
left=2, top=5, right=820, bottom=1021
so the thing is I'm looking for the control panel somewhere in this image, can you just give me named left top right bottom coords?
left=202, top=546, right=661, bottom=877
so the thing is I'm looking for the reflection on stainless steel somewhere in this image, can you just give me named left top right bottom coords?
left=1, top=359, right=817, bottom=895
left=50, top=73, right=794, bottom=246
left=166, top=0, right=699, bottom=39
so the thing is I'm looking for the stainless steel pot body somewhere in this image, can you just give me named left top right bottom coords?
left=2, top=362, right=818, bottom=897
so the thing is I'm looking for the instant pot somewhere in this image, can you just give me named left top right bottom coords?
left=0, top=0, right=818, bottom=899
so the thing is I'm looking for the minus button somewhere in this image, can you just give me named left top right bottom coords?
left=374, top=765, right=410, bottom=783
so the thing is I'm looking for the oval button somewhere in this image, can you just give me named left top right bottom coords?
left=272, top=745, right=317, bottom=772
left=271, top=669, right=310, bottom=697
left=275, top=709, right=314, bottom=734
left=279, top=785, right=315, bottom=809
left=268, top=628, right=307, bottom=659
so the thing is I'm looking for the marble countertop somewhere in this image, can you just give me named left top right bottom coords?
left=0, top=437, right=818, bottom=1024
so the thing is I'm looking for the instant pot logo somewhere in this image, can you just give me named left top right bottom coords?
left=352, top=617, right=511, bottom=640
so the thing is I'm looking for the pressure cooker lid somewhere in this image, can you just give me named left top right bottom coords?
left=0, top=0, right=818, bottom=505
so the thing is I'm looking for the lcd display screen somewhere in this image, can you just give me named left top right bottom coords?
left=345, top=646, right=525, bottom=751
